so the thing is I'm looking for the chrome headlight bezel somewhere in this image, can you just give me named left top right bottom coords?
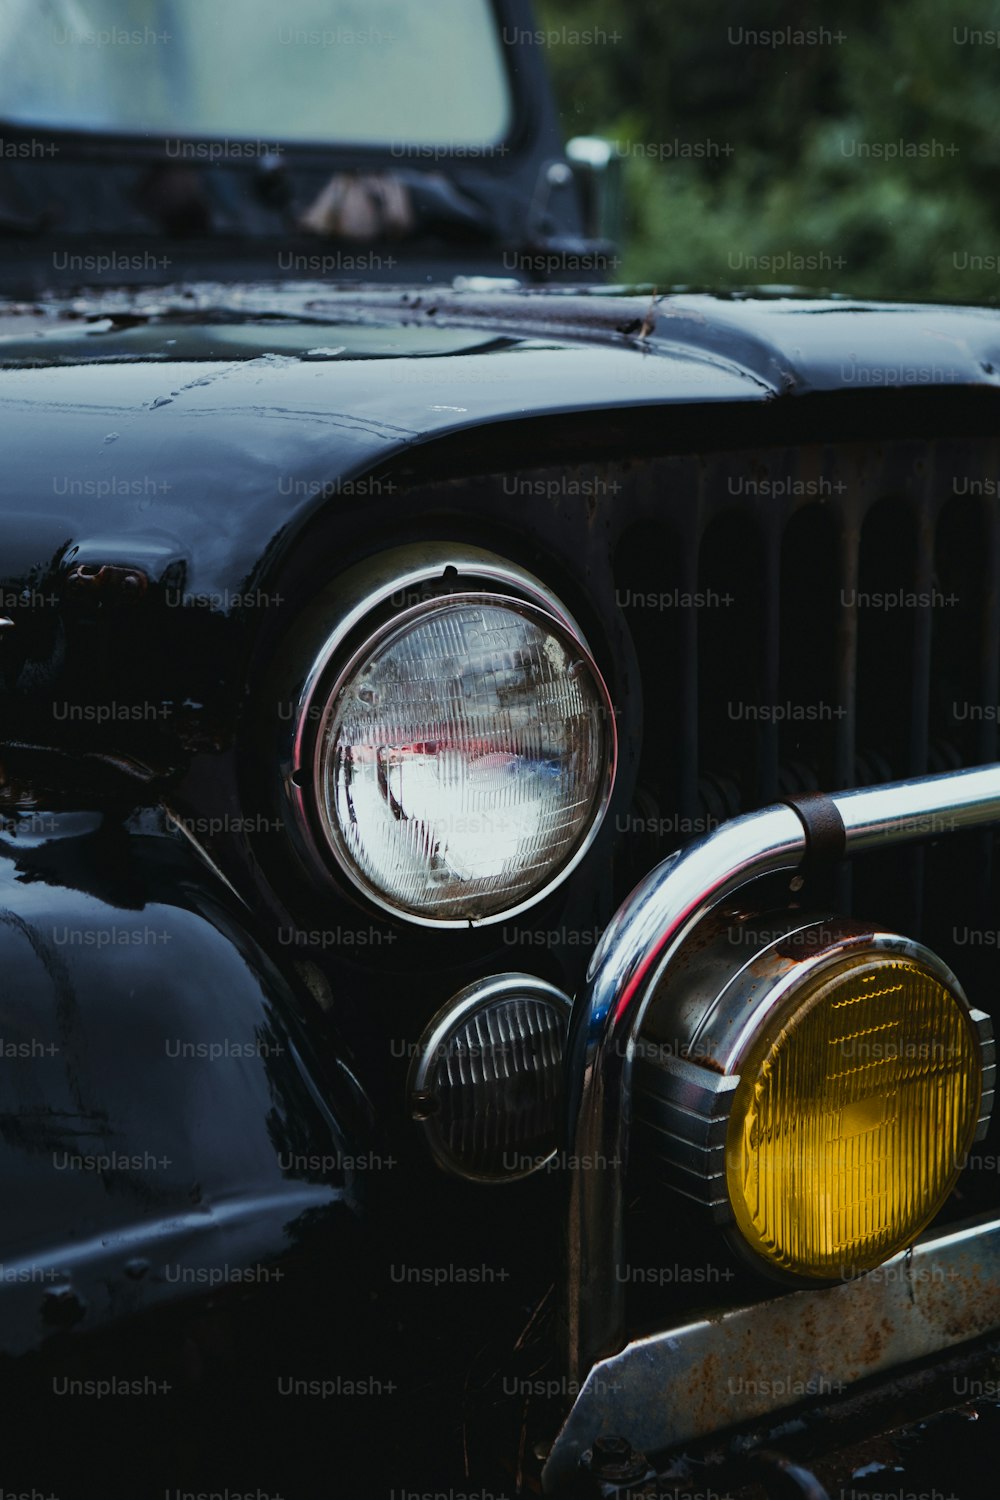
left=281, top=544, right=618, bottom=928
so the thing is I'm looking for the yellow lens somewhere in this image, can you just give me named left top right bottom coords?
left=726, top=952, right=982, bottom=1279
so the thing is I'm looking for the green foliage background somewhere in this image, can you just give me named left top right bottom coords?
left=534, top=0, right=1000, bottom=302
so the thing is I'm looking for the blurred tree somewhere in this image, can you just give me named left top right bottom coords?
left=535, top=0, right=1000, bottom=301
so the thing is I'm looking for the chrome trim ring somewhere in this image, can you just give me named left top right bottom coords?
left=284, top=546, right=617, bottom=928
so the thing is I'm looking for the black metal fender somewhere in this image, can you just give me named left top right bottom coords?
left=0, top=806, right=374, bottom=1357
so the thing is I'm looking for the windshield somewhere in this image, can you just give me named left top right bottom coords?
left=0, top=0, right=513, bottom=148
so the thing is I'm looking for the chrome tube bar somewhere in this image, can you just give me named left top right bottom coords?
left=564, top=764, right=1000, bottom=1385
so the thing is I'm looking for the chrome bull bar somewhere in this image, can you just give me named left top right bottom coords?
left=547, top=765, right=1000, bottom=1489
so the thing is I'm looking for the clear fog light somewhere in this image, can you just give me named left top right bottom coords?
left=408, top=974, right=571, bottom=1181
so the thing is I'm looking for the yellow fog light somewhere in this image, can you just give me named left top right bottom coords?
left=633, top=914, right=995, bottom=1282
left=727, top=950, right=982, bottom=1279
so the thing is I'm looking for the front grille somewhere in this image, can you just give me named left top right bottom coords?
left=611, top=439, right=1000, bottom=944
left=613, top=440, right=1000, bottom=825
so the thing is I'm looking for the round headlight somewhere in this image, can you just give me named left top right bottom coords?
left=300, top=587, right=615, bottom=926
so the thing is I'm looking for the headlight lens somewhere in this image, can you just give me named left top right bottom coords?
left=726, top=950, right=982, bottom=1279
left=311, top=592, right=615, bottom=924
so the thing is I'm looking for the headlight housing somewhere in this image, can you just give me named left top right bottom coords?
left=634, top=911, right=994, bottom=1282
left=284, top=548, right=617, bottom=927
left=725, top=944, right=983, bottom=1278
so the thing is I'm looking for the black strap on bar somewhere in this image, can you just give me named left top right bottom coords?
left=782, top=791, right=847, bottom=876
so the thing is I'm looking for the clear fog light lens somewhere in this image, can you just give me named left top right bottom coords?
left=409, top=974, right=571, bottom=1181
left=314, top=593, right=615, bottom=924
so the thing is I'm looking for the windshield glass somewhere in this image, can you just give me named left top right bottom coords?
left=0, top=0, right=512, bottom=147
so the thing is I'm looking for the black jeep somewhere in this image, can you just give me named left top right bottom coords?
left=1, top=3, right=999, bottom=1497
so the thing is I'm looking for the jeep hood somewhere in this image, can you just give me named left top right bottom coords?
left=2, top=282, right=1000, bottom=609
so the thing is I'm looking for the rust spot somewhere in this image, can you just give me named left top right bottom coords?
left=773, top=919, right=875, bottom=960
left=858, top=1313, right=897, bottom=1369
left=693, top=1350, right=722, bottom=1420
left=681, top=1048, right=726, bottom=1075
